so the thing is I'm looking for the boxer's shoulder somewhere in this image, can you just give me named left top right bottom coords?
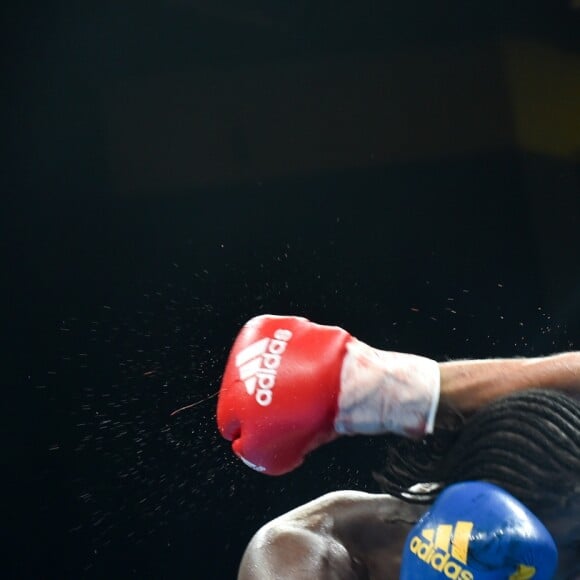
left=260, top=490, right=373, bottom=532
left=238, top=490, right=427, bottom=580
left=238, top=501, right=355, bottom=580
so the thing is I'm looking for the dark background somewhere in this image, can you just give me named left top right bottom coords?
left=5, top=1, right=580, bottom=579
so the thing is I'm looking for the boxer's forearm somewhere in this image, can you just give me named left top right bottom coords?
left=438, top=351, right=580, bottom=412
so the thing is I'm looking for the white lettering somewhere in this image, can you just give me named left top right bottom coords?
left=256, top=389, right=273, bottom=406
left=238, top=329, right=293, bottom=406
left=274, top=329, right=293, bottom=341
left=262, top=352, right=282, bottom=370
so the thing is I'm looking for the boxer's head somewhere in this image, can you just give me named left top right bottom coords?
left=374, top=389, right=580, bottom=511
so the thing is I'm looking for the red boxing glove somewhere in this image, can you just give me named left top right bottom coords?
left=217, top=315, right=440, bottom=475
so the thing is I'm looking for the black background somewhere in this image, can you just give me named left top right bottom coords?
left=4, top=2, right=580, bottom=579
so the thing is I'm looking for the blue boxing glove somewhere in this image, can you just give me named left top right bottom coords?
left=400, top=481, right=558, bottom=580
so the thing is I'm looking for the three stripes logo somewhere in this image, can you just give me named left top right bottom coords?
left=409, top=521, right=474, bottom=579
left=234, top=329, right=293, bottom=406
left=409, top=522, right=537, bottom=579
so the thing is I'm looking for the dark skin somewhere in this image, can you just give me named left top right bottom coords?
left=238, top=490, right=426, bottom=580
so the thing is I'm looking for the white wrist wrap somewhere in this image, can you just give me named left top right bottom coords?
left=334, top=339, right=440, bottom=438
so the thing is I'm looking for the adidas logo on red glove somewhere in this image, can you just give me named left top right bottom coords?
left=234, top=328, right=293, bottom=407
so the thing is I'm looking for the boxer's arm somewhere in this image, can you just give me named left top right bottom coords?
left=237, top=491, right=425, bottom=580
left=439, top=351, right=580, bottom=412
left=238, top=492, right=360, bottom=580
left=218, top=315, right=579, bottom=476
left=238, top=523, right=356, bottom=580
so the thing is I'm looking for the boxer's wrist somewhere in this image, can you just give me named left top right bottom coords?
left=334, top=340, right=440, bottom=438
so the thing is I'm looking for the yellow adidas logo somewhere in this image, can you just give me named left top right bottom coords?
left=409, top=521, right=474, bottom=579
left=409, top=521, right=537, bottom=579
